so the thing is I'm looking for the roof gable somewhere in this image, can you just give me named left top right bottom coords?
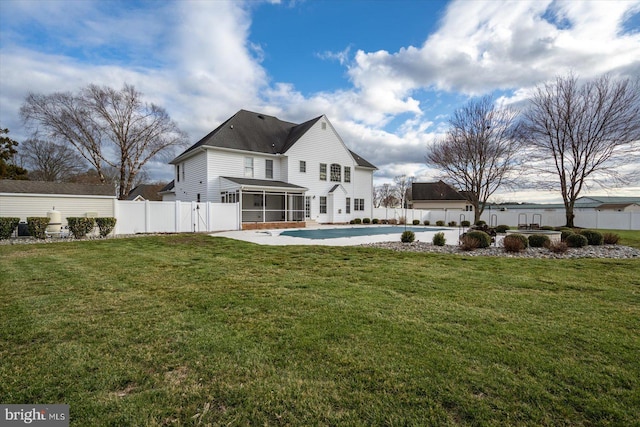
left=412, top=181, right=466, bottom=201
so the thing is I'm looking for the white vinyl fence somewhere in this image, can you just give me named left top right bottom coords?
left=373, top=207, right=640, bottom=230
left=114, top=201, right=239, bottom=235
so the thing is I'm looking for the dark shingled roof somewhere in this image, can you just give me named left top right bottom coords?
left=127, top=183, right=166, bottom=201
left=412, top=181, right=466, bottom=201
left=172, top=110, right=376, bottom=169
left=0, top=179, right=115, bottom=196
left=159, top=180, right=175, bottom=193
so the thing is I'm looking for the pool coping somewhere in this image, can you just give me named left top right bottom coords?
left=212, top=224, right=464, bottom=246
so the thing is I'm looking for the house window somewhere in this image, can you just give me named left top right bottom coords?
left=346, top=197, right=351, bottom=214
left=244, top=157, right=254, bottom=178
left=176, top=165, right=180, bottom=182
left=305, top=196, right=311, bottom=218
left=300, top=160, right=306, bottom=173
left=197, top=193, right=201, bottom=203
left=330, top=164, right=341, bottom=182
left=344, top=166, right=351, bottom=183
left=321, top=122, right=327, bottom=130
left=466, top=205, right=473, bottom=211
left=354, top=198, right=365, bottom=211
left=182, top=163, right=185, bottom=181
left=320, top=196, right=327, bottom=214
left=265, top=159, right=273, bottom=179
left=320, top=163, right=327, bottom=181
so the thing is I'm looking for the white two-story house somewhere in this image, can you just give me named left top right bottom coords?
left=167, top=110, right=377, bottom=228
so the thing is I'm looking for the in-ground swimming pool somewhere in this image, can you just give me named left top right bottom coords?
left=279, top=226, right=448, bottom=240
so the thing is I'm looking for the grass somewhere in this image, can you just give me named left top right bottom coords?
left=1, top=231, right=639, bottom=426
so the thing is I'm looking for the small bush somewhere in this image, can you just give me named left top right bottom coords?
left=423, top=220, right=430, bottom=226
left=561, top=230, right=575, bottom=241
left=435, top=220, right=445, bottom=226
left=461, top=220, right=471, bottom=227
left=412, top=219, right=420, bottom=225
left=398, top=216, right=406, bottom=225
left=528, top=234, right=551, bottom=248
left=475, top=220, right=486, bottom=226
left=432, top=232, right=446, bottom=246
left=541, top=225, right=554, bottom=231
left=27, top=217, right=50, bottom=239
left=353, top=218, right=362, bottom=224
left=464, top=230, right=491, bottom=248
left=505, top=233, right=529, bottom=249
left=0, top=217, right=20, bottom=240
left=401, top=230, right=415, bottom=243
left=548, top=241, right=569, bottom=254
left=448, top=221, right=457, bottom=227
left=503, top=235, right=526, bottom=252
left=459, top=236, right=481, bottom=251
left=388, top=219, right=397, bottom=225
left=67, top=217, right=96, bottom=239
left=96, top=217, right=117, bottom=237
left=565, top=233, right=588, bottom=248
left=495, top=224, right=510, bottom=233
left=372, top=218, right=379, bottom=224
left=362, top=218, right=371, bottom=224
left=602, top=232, right=620, bottom=245
left=579, top=229, right=603, bottom=246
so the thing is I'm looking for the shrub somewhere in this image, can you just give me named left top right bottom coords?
left=528, top=234, right=551, bottom=248
left=459, top=236, right=481, bottom=251
left=505, top=233, right=528, bottom=248
left=432, top=232, right=446, bottom=246
left=435, top=220, right=445, bottom=226
left=27, top=217, right=50, bottom=239
left=353, top=218, right=362, bottom=224
left=388, top=219, right=397, bottom=225
left=67, top=217, right=96, bottom=239
left=401, top=230, right=415, bottom=243
left=579, top=229, right=603, bottom=246
left=412, top=219, right=420, bottom=225
left=464, top=230, right=491, bottom=248
left=503, top=235, right=526, bottom=252
left=565, top=233, right=588, bottom=248
left=349, top=220, right=356, bottom=224
left=96, top=217, right=117, bottom=237
left=495, top=224, right=510, bottom=233
left=423, top=220, right=430, bottom=226
left=372, top=218, right=379, bottom=224
left=602, top=232, right=620, bottom=245
left=448, top=221, right=457, bottom=227
left=561, top=230, right=575, bottom=241
left=0, top=217, right=20, bottom=240
left=548, top=241, right=569, bottom=254
left=362, top=218, right=371, bottom=224
left=461, top=220, right=471, bottom=227
left=475, top=220, right=486, bottom=226
left=541, top=225, right=555, bottom=231
left=398, top=216, right=406, bottom=225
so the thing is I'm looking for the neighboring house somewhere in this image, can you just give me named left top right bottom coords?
left=0, top=180, right=116, bottom=228
left=410, top=181, right=473, bottom=212
left=167, top=110, right=377, bottom=227
left=127, top=183, right=166, bottom=201
left=159, top=181, right=176, bottom=201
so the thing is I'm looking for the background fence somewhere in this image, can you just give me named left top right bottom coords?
left=373, top=207, right=640, bottom=230
left=114, top=201, right=239, bottom=235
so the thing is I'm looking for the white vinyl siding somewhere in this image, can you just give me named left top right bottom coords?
left=174, top=152, right=208, bottom=202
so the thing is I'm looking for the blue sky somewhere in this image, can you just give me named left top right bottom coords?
left=1, top=0, right=639, bottom=202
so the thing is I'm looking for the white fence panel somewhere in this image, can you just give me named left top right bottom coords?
left=114, top=201, right=239, bottom=235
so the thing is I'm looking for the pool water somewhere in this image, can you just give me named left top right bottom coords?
left=279, top=226, right=447, bottom=240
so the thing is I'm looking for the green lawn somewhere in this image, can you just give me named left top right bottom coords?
left=1, top=232, right=639, bottom=426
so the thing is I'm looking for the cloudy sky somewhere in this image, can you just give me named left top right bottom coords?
left=1, top=0, right=639, bottom=202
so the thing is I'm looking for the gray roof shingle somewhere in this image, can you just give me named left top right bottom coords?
left=0, top=179, right=115, bottom=196
left=412, top=181, right=467, bottom=201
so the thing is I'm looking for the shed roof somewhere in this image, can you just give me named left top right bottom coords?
left=412, top=181, right=466, bottom=201
left=0, top=179, right=115, bottom=197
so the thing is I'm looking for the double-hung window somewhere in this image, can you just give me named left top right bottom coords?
left=344, top=166, right=351, bottom=183
left=330, top=164, right=341, bottom=182
left=320, top=196, right=327, bottom=214
left=346, top=197, right=351, bottom=214
left=320, top=163, right=327, bottom=181
left=300, top=161, right=306, bottom=173
left=244, top=157, right=254, bottom=178
left=265, top=159, right=273, bottom=179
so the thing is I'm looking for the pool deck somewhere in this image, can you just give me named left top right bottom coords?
left=213, top=224, right=464, bottom=246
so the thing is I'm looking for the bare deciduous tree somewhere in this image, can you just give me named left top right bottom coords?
left=20, top=138, right=86, bottom=182
left=21, top=83, right=188, bottom=199
left=426, top=96, right=522, bottom=223
left=374, top=183, right=399, bottom=208
left=393, top=175, right=414, bottom=209
left=520, top=74, right=640, bottom=227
